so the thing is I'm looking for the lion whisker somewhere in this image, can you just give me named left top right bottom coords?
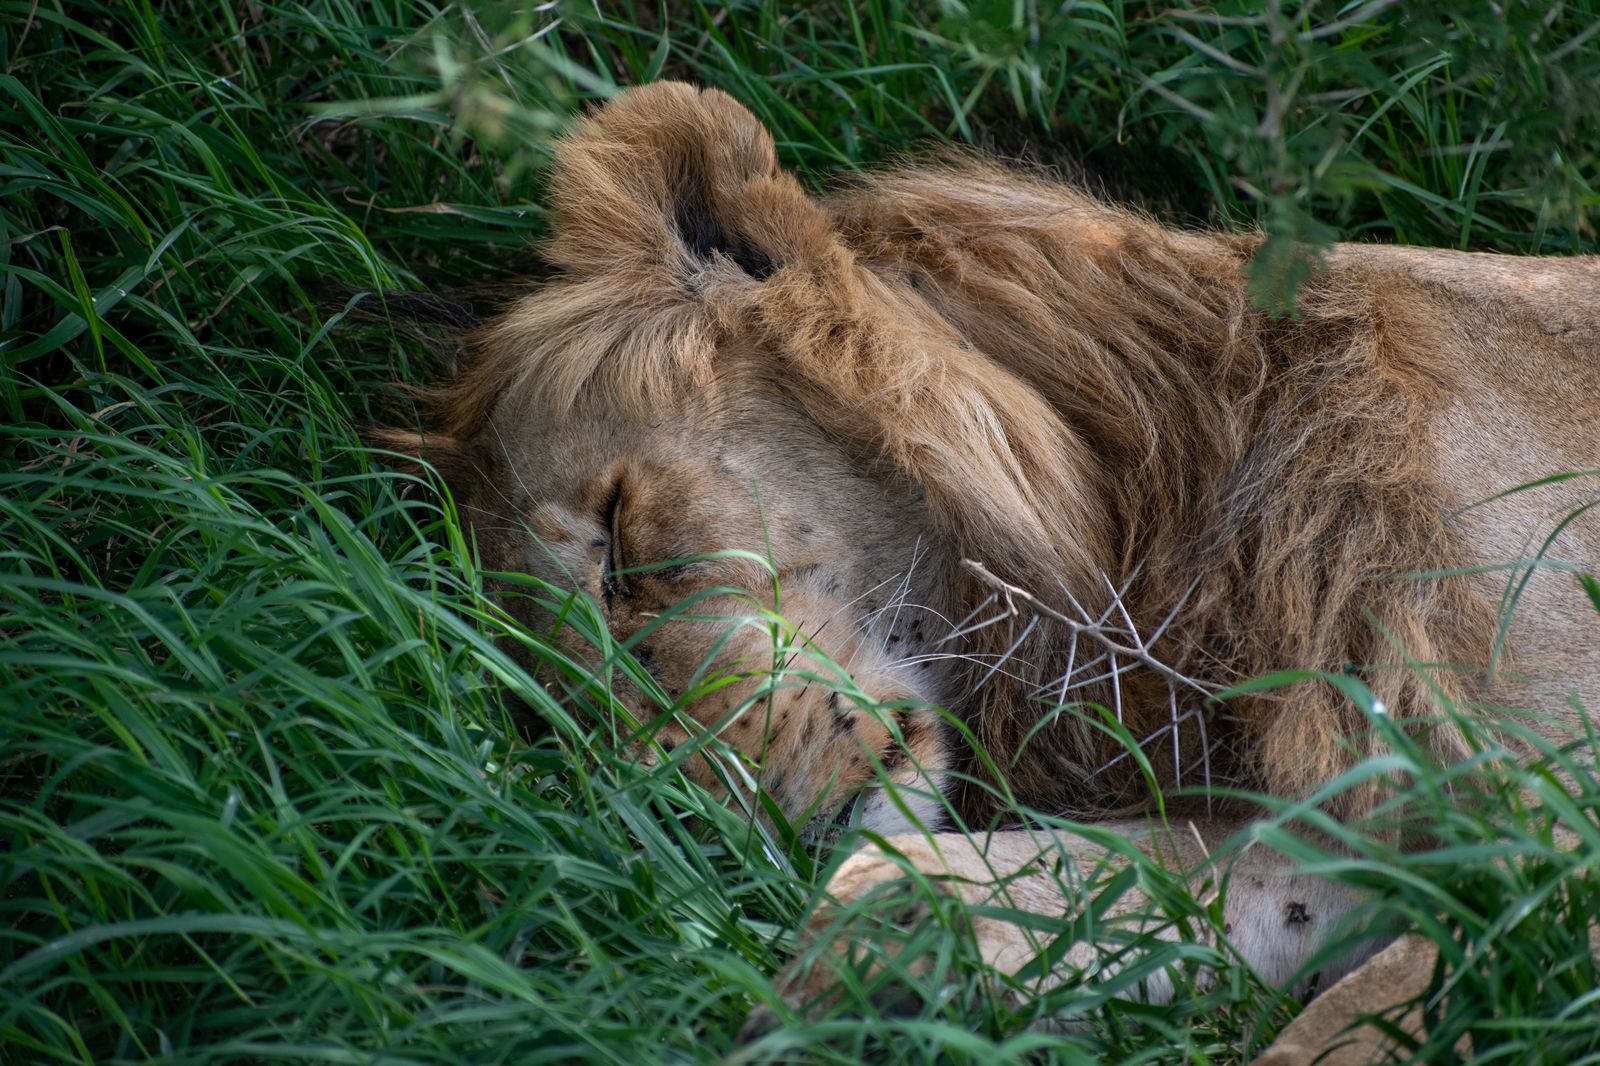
left=487, top=425, right=536, bottom=512
left=898, top=651, right=1036, bottom=686
left=974, top=612, right=1040, bottom=691
left=878, top=537, right=928, bottom=642
left=818, top=564, right=921, bottom=643
left=855, top=548, right=933, bottom=645
left=940, top=592, right=1009, bottom=644
left=863, top=600, right=960, bottom=633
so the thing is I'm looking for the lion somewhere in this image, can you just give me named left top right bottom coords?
left=368, top=82, right=1600, bottom=1060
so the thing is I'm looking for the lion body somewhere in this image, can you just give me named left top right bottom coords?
left=385, top=83, right=1600, bottom=831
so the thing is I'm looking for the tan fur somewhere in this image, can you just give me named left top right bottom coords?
left=742, top=820, right=1385, bottom=1036
left=1248, top=935, right=1449, bottom=1065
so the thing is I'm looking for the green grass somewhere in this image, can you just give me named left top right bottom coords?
left=4, top=2, right=1600, bottom=1063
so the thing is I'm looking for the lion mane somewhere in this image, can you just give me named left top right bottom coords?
left=386, top=82, right=1600, bottom=823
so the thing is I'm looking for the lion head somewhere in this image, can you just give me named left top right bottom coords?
left=367, top=82, right=1111, bottom=837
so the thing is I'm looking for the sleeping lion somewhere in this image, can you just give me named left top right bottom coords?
left=370, top=82, right=1600, bottom=1060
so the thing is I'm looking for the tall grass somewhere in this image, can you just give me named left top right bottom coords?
left=4, top=2, right=1599, bottom=1063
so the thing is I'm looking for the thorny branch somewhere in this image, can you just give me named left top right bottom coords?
left=955, top=559, right=1224, bottom=797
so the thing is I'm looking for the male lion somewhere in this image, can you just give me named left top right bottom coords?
left=370, top=82, right=1600, bottom=1060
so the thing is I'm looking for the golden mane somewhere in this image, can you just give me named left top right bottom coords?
left=830, top=164, right=1496, bottom=815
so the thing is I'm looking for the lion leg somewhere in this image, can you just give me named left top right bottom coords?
left=749, top=821, right=1393, bottom=1037
left=1251, top=934, right=1444, bottom=1066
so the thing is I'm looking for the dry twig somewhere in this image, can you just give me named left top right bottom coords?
left=956, top=559, right=1222, bottom=797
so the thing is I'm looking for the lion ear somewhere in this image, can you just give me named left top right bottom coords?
left=546, top=82, right=833, bottom=284
left=361, top=427, right=482, bottom=490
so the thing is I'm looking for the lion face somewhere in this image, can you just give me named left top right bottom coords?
left=461, top=380, right=959, bottom=837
